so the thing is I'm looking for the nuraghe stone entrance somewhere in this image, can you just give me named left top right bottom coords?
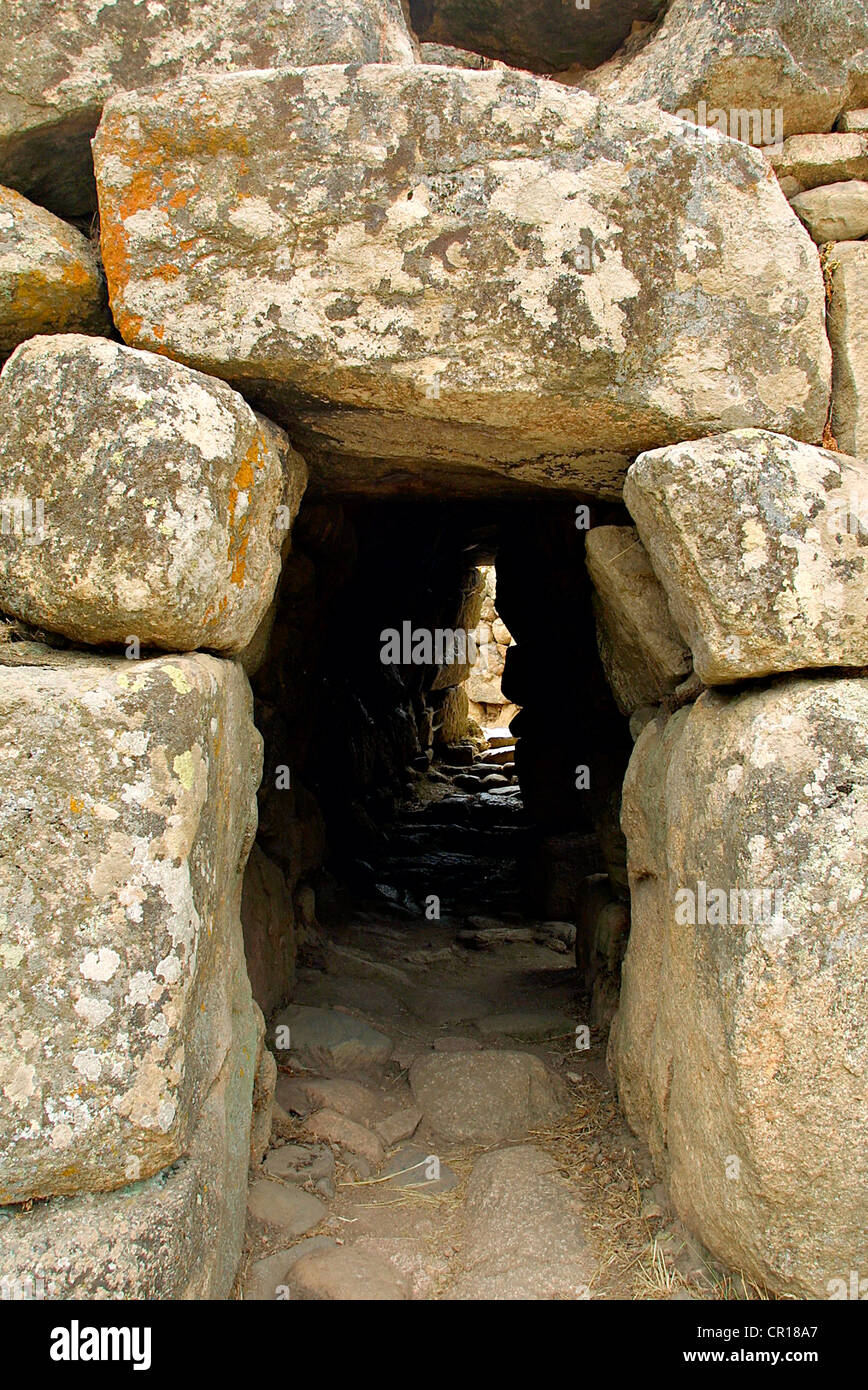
left=0, top=0, right=866, bottom=1307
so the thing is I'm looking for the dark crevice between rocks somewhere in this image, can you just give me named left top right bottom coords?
left=409, top=0, right=669, bottom=78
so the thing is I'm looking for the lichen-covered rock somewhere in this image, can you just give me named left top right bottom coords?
left=613, top=678, right=868, bottom=1298
left=0, top=957, right=259, bottom=1297
left=0, top=335, right=307, bottom=653
left=93, top=65, right=830, bottom=499
left=408, top=0, right=663, bottom=74
left=827, top=241, right=868, bottom=457
left=0, top=645, right=262, bottom=1204
left=0, top=0, right=416, bottom=217
left=624, top=430, right=868, bottom=684
left=585, top=524, right=692, bottom=716
left=0, top=187, right=110, bottom=357
left=584, top=0, right=868, bottom=136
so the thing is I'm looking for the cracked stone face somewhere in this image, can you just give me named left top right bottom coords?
left=0, top=0, right=417, bottom=217
left=0, top=335, right=307, bottom=654
left=0, top=646, right=262, bottom=1204
left=93, top=65, right=830, bottom=499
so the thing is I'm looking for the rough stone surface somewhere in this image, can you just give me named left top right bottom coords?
left=0, top=959, right=258, bottom=1297
left=408, top=0, right=663, bottom=74
left=379, top=1144, right=459, bottom=1192
left=270, top=1004, right=393, bottom=1076
left=0, top=336, right=306, bottom=653
left=0, top=187, right=110, bottom=358
left=624, top=429, right=868, bottom=684
left=475, top=1010, right=574, bottom=1039
left=447, top=1146, right=594, bottom=1299
left=827, top=240, right=868, bottom=457
left=585, top=525, right=692, bottom=716
left=790, top=180, right=868, bottom=242
left=302, top=1108, right=385, bottom=1168
left=405, top=982, right=489, bottom=1024
left=249, top=1030, right=276, bottom=1170
left=247, top=1177, right=326, bottom=1236
left=589, top=900, right=631, bottom=1029
left=769, top=132, right=868, bottom=196
left=374, top=1107, right=422, bottom=1146
left=584, top=0, right=868, bottom=136
left=417, top=42, right=494, bottom=70
left=263, top=1142, right=334, bottom=1187
left=275, top=1074, right=385, bottom=1126
left=93, top=65, right=830, bottom=498
left=409, top=1050, right=567, bottom=1143
left=242, top=1237, right=336, bottom=1300
left=434, top=684, right=470, bottom=745
left=241, top=845, right=296, bottom=1018
left=838, top=108, right=868, bottom=132
left=609, top=710, right=677, bottom=1152
left=0, top=0, right=417, bottom=217
left=288, top=1244, right=410, bottom=1300
left=0, top=647, right=262, bottom=1204
left=614, top=678, right=868, bottom=1299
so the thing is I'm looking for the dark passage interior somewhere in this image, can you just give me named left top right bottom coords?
left=242, top=494, right=635, bottom=1031
left=236, top=490, right=681, bottom=1299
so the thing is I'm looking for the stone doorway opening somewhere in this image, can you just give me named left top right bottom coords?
left=241, top=493, right=635, bottom=1026
left=237, top=489, right=680, bottom=1298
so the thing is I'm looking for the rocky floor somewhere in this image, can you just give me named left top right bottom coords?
left=237, top=752, right=756, bottom=1301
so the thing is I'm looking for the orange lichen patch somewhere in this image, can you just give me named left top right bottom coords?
left=226, top=433, right=267, bottom=587
left=5, top=261, right=99, bottom=325
left=230, top=535, right=250, bottom=587
left=233, top=453, right=256, bottom=496
left=69, top=796, right=84, bottom=815
left=152, top=263, right=181, bottom=281
left=186, top=106, right=251, bottom=161
left=114, top=309, right=144, bottom=343
left=60, top=260, right=94, bottom=289
left=153, top=324, right=165, bottom=340
left=98, top=167, right=163, bottom=297
left=96, top=146, right=196, bottom=336
left=96, top=104, right=252, bottom=338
